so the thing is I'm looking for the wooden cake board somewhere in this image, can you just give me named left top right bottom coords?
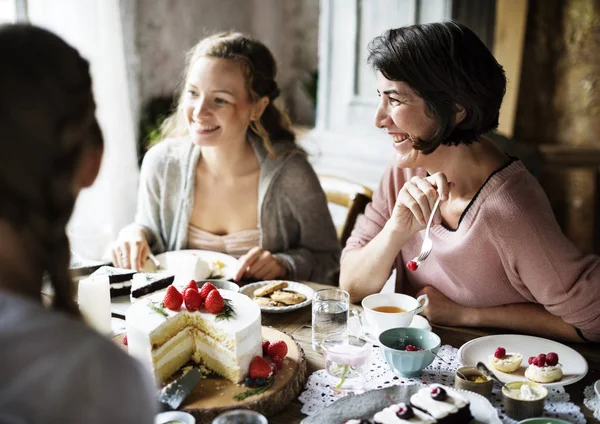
left=114, top=326, right=307, bottom=423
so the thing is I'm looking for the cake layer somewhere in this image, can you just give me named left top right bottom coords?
left=373, top=402, right=436, bottom=423
left=131, top=272, right=175, bottom=300
left=410, top=384, right=472, bottom=423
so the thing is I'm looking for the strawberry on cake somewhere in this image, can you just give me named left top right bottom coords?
left=525, top=352, right=563, bottom=383
left=125, top=281, right=262, bottom=384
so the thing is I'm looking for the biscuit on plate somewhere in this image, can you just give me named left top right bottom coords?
left=253, top=281, right=288, bottom=298
left=253, top=297, right=285, bottom=307
left=270, top=290, right=306, bottom=305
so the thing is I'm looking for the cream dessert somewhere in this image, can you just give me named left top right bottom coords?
left=524, top=352, right=563, bottom=383
left=126, top=289, right=262, bottom=384
left=490, top=346, right=522, bottom=373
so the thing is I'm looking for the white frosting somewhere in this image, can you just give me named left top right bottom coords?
left=525, top=363, right=563, bottom=383
left=504, top=383, right=547, bottom=400
left=170, top=255, right=211, bottom=286
left=409, top=384, right=468, bottom=419
left=373, top=403, right=436, bottom=423
left=126, top=289, right=261, bottom=383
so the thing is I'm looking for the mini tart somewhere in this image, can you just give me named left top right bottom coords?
left=489, top=352, right=523, bottom=373
left=525, top=363, right=563, bottom=383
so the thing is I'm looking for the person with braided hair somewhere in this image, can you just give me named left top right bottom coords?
left=0, top=24, right=156, bottom=422
left=112, top=32, right=340, bottom=284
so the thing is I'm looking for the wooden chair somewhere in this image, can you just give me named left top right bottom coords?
left=318, top=174, right=373, bottom=247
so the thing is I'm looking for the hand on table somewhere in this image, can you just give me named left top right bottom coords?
left=111, top=226, right=150, bottom=271
left=416, top=286, right=472, bottom=327
left=235, top=247, right=287, bottom=282
left=388, top=173, right=450, bottom=235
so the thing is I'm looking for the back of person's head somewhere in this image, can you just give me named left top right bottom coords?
left=162, top=32, right=296, bottom=155
left=368, top=21, right=506, bottom=153
left=0, top=24, right=103, bottom=315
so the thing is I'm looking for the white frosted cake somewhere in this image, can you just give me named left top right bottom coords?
left=126, top=289, right=262, bottom=384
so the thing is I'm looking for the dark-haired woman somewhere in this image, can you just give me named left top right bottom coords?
left=112, top=32, right=340, bottom=284
left=0, top=24, right=156, bottom=422
left=340, top=22, right=600, bottom=342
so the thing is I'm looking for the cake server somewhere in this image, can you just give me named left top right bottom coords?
left=157, top=366, right=202, bottom=410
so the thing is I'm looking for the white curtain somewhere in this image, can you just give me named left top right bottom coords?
left=27, top=0, right=139, bottom=243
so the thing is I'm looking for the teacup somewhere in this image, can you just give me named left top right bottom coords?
left=361, top=293, right=429, bottom=335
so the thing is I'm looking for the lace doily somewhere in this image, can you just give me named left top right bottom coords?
left=299, top=344, right=585, bottom=423
left=584, top=383, right=600, bottom=420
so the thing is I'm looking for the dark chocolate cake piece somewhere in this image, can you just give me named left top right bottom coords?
left=130, top=272, right=175, bottom=299
left=409, top=384, right=473, bottom=423
left=90, top=266, right=137, bottom=297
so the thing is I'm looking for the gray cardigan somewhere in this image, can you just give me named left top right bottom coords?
left=135, top=136, right=341, bottom=283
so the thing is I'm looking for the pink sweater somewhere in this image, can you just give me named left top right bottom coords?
left=345, top=160, right=600, bottom=341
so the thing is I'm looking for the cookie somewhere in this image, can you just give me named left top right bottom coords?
left=253, top=297, right=285, bottom=307
left=270, top=290, right=306, bottom=305
left=253, top=281, right=288, bottom=298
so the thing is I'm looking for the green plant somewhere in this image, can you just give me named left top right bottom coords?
left=138, top=96, right=174, bottom=164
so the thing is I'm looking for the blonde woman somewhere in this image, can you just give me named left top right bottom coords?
left=113, top=33, right=340, bottom=283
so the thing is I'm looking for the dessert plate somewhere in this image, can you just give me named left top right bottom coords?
left=347, top=312, right=432, bottom=346
left=240, top=280, right=314, bottom=313
left=300, top=384, right=501, bottom=424
left=595, top=379, right=600, bottom=397
left=150, top=249, right=239, bottom=280
left=458, top=334, right=588, bottom=387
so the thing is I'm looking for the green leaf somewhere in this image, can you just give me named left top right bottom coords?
left=148, top=300, right=168, bottom=317
left=234, top=377, right=274, bottom=401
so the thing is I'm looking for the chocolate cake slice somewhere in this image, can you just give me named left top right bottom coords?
left=90, top=266, right=137, bottom=297
left=409, top=384, right=473, bottom=423
left=130, top=272, right=175, bottom=299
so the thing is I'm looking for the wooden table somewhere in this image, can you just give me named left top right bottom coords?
left=264, top=282, right=600, bottom=424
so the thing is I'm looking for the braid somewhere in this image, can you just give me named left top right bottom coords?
left=0, top=24, right=103, bottom=317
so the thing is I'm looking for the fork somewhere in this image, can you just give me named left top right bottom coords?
left=408, top=197, right=441, bottom=270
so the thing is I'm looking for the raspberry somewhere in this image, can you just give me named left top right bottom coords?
left=494, top=347, right=506, bottom=359
left=183, top=288, right=202, bottom=312
left=406, top=260, right=418, bottom=271
left=405, top=345, right=418, bottom=352
left=163, top=285, right=183, bottom=310
left=122, top=334, right=128, bottom=345
left=546, top=352, right=559, bottom=366
left=528, top=356, right=536, bottom=365
left=204, top=289, right=224, bottom=314
left=536, top=353, right=546, bottom=367
left=272, top=356, right=283, bottom=370
left=262, top=340, right=271, bottom=356
left=267, top=340, right=288, bottom=358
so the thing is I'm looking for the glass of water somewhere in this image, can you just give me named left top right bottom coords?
left=312, top=288, right=349, bottom=353
left=211, top=409, right=267, bottom=424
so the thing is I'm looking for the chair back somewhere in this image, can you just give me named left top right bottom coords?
left=318, top=174, right=373, bottom=247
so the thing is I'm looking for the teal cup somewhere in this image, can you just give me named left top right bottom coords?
left=379, top=327, right=441, bottom=377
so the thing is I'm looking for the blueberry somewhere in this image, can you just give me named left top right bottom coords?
left=255, top=377, right=267, bottom=386
left=244, top=377, right=254, bottom=387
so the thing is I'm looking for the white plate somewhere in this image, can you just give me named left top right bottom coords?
left=149, top=249, right=239, bottom=280
left=458, top=334, right=588, bottom=387
left=240, top=280, right=314, bottom=313
left=595, top=379, right=600, bottom=398
left=348, top=312, right=432, bottom=345
left=301, top=384, right=501, bottom=424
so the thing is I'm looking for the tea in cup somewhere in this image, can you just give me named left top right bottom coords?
left=361, top=293, right=429, bottom=335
